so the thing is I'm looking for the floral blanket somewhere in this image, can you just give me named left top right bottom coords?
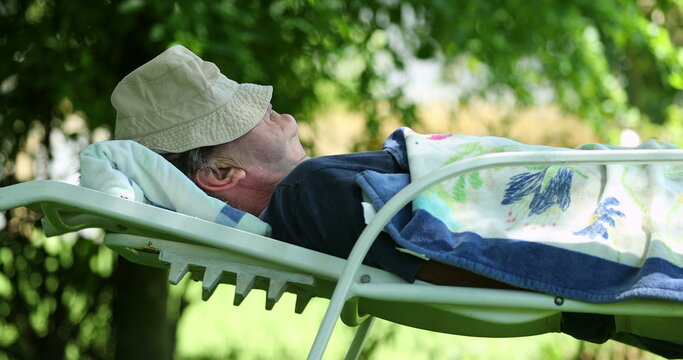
left=357, top=127, right=683, bottom=303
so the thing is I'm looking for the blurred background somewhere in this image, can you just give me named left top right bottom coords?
left=1, top=0, right=681, bottom=358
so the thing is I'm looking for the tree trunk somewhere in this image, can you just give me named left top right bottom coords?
left=112, top=258, right=173, bottom=360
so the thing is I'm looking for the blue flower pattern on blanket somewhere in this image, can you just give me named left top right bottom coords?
left=501, top=167, right=573, bottom=216
left=573, top=197, right=625, bottom=240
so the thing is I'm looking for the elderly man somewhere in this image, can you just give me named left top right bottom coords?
left=110, top=45, right=514, bottom=288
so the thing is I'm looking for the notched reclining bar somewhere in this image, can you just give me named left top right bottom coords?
left=105, top=234, right=317, bottom=314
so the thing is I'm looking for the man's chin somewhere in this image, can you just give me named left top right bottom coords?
left=290, top=142, right=309, bottom=164
left=298, top=152, right=310, bottom=162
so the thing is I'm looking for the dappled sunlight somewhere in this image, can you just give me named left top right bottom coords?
left=301, top=100, right=599, bottom=158
left=175, top=280, right=664, bottom=359
left=620, top=129, right=642, bottom=147
left=14, top=151, right=32, bottom=182
left=10, top=97, right=107, bottom=185
left=14, top=121, right=47, bottom=182
left=416, top=102, right=597, bottom=147
left=176, top=282, right=357, bottom=359
left=506, top=106, right=597, bottom=147
left=299, top=111, right=367, bottom=156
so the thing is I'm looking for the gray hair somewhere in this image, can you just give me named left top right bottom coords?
left=162, top=146, right=219, bottom=180
left=162, top=144, right=241, bottom=203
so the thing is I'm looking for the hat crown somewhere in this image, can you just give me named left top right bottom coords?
left=112, top=45, right=219, bottom=119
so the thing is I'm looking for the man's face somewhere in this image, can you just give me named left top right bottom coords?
left=221, top=104, right=308, bottom=173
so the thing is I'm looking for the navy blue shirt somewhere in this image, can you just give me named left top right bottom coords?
left=261, top=151, right=424, bottom=282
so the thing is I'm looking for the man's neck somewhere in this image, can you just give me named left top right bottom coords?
left=234, top=186, right=275, bottom=217
left=217, top=154, right=311, bottom=216
left=221, top=164, right=298, bottom=217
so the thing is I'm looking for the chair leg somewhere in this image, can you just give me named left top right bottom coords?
left=308, top=303, right=342, bottom=360
left=344, top=316, right=376, bottom=360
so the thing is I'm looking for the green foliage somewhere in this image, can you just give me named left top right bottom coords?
left=0, top=221, right=113, bottom=359
left=1, top=0, right=682, bottom=358
left=2, top=0, right=682, bottom=158
left=418, top=0, right=683, bottom=133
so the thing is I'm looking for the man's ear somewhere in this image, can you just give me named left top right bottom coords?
left=195, top=166, right=246, bottom=192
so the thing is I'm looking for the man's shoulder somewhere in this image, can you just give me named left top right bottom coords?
left=292, top=151, right=398, bottom=175
left=277, top=151, right=399, bottom=189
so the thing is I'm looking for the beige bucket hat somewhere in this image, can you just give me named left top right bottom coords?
left=111, top=45, right=272, bottom=153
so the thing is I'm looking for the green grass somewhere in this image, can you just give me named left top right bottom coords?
left=175, top=282, right=666, bottom=360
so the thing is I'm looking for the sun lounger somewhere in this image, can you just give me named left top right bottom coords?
left=2, top=149, right=683, bottom=359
